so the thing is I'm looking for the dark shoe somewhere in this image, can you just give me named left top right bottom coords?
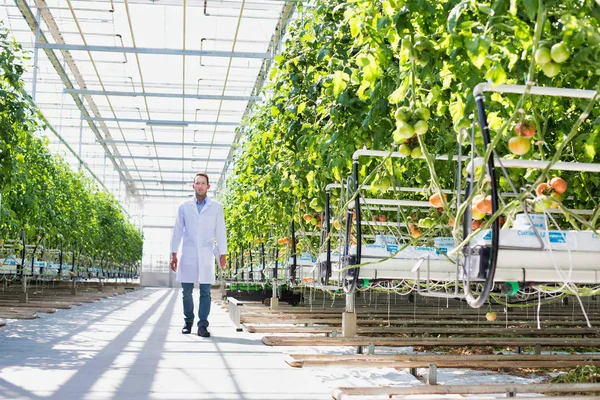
left=198, top=326, right=211, bottom=337
left=182, top=324, right=193, bottom=334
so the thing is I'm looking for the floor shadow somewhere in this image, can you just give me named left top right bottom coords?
left=112, top=290, right=177, bottom=398
left=46, top=290, right=173, bottom=399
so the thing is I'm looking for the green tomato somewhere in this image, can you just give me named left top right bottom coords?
left=542, top=62, right=561, bottom=78
left=394, top=121, right=414, bottom=141
left=398, top=144, right=412, bottom=157
left=376, top=176, right=392, bottom=192
left=418, top=217, right=435, bottom=229
left=415, top=107, right=431, bottom=121
left=550, top=42, right=570, bottom=64
left=394, top=107, right=411, bottom=123
left=534, top=47, right=551, bottom=65
left=411, top=147, right=423, bottom=158
left=414, top=120, right=428, bottom=136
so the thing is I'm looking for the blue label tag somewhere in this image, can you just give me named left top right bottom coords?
left=483, top=231, right=492, bottom=240
left=548, top=231, right=566, bottom=243
left=387, top=245, right=398, bottom=253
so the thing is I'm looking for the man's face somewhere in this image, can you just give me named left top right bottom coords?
left=192, top=175, right=209, bottom=197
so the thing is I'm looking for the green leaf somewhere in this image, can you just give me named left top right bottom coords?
left=377, top=16, right=391, bottom=32
left=465, top=37, right=487, bottom=69
left=361, top=54, right=380, bottom=83
left=585, top=131, right=597, bottom=160
left=522, top=0, right=538, bottom=21
left=333, top=71, right=349, bottom=98
left=487, top=112, right=503, bottom=131
left=332, top=166, right=341, bottom=182
left=484, top=63, right=507, bottom=85
left=448, top=0, right=471, bottom=33
left=349, top=17, right=362, bottom=38
left=449, top=94, right=465, bottom=125
left=388, top=80, right=409, bottom=104
left=297, top=102, right=306, bottom=114
left=399, top=36, right=411, bottom=65
left=440, top=61, right=453, bottom=89
left=357, top=80, right=371, bottom=100
left=382, top=1, right=395, bottom=16
left=356, top=54, right=370, bottom=67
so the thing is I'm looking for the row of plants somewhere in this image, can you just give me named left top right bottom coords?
left=0, top=21, right=143, bottom=276
left=222, top=0, right=600, bottom=260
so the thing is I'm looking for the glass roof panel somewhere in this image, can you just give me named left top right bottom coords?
left=1, top=0, right=293, bottom=264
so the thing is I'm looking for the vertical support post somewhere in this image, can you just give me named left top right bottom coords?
left=19, top=228, right=28, bottom=303
left=367, top=343, right=375, bottom=355
left=71, top=243, right=77, bottom=296
left=325, top=189, right=331, bottom=285
left=427, top=364, right=438, bottom=385
left=342, top=160, right=361, bottom=337
left=19, top=229, right=26, bottom=287
left=260, top=242, right=265, bottom=281
left=291, top=221, right=297, bottom=281
left=78, top=105, right=84, bottom=170
left=31, top=8, right=41, bottom=101
left=342, top=293, right=357, bottom=337
left=353, top=160, right=361, bottom=271
left=102, top=154, right=108, bottom=183
left=271, top=245, right=279, bottom=309
left=240, top=247, right=244, bottom=282
left=248, top=243, right=253, bottom=282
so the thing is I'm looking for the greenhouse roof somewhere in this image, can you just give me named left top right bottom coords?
left=0, top=0, right=294, bottom=202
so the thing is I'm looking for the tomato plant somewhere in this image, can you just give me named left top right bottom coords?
left=0, top=21, right=142, bottom=275
left=221, top=0, right=600, bottom=257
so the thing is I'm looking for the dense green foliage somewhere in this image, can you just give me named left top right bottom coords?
left=0, top=21, right=142, bottom=272
left=223, top=0, right=600, bottom=257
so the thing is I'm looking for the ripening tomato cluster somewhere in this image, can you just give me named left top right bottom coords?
left=508, top=117, right=536, bottom=155
left=534, top=177, right=568, bottom=211
left=302, top=213, right=323, bottom=227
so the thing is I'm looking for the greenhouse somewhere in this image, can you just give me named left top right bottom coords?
left=1, top=0, right=600, bottom=399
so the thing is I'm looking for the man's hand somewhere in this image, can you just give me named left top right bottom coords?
left=219, top=254, right=226, bottom=269
left=170, top=253, right=178, bottom=272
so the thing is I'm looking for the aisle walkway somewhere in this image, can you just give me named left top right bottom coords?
left=0, top=288, right=333, bottom=400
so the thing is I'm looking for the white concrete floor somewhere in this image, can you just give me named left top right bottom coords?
left=0, top=288, right=336, bottom=400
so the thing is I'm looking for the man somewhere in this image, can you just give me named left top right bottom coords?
left=170, top=172, right=227, bottom=337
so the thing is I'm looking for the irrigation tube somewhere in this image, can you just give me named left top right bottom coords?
left=462, top=93, right=500, bottom=308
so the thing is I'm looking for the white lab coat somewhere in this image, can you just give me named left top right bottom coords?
left=170, top=196, right=228, bottom=284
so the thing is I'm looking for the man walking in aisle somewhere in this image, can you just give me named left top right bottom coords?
left=170, top=172, right=228, bottom=337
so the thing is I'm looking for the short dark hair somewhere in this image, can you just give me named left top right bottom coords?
left=194, top=172, right=209, bottom=185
